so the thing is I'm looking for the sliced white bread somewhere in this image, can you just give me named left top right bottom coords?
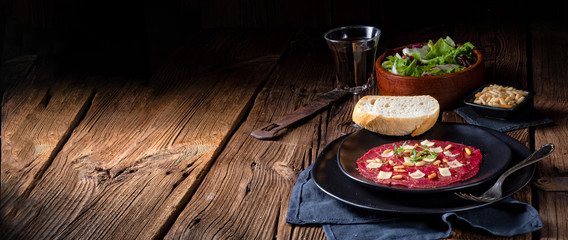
left=352, top=95, right=440, bottom=136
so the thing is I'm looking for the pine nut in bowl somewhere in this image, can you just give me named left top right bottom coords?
left=463, top=84, right=534, bottom=120
left=375, top=37, right=485, bottom=108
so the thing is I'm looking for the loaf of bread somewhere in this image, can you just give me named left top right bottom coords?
left=352, top=95, right=440, bottom=136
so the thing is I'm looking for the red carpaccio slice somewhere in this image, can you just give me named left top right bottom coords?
left=356, top=139, right=482, bottom=189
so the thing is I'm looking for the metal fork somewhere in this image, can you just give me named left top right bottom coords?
left=455, top=143, right=555, bottom=202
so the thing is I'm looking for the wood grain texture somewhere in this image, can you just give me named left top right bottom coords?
left=0, top=31, right=292, bottom=240
left=165, top=29, right=335, bottom=240
left=179, top=0, right=566, bottom=30
left=454, top=22, right=529, bottom=90
left=200, top=0, right=332, bottom=28
left=1, top=61, right=95, bottom=238
left=530, top=21, right=568, bottom=240
left=0, top=55, right=37, bottom=90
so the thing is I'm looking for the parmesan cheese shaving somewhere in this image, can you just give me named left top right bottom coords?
left=423, top=156, right=437, bottom=162
left=409, top=170, right=425, bottom=179
left=430, top=147, right=443, bottom=153
left=377, top=171, right=393, bottom=179
left=444, top=151, right=459, bottom=157
left=448, top=160, right=463, bottom=168
left=403, top=145, right=415, bottom=150
left=420, top=140, right=435, bottom=147
left=381, top=151, right=394, bottom=158
left=366, top=162, right=383, bottom=169
left=439, top=167, right=452, bottom=177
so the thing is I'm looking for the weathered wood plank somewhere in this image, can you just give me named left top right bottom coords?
left=531, top=21, right=568, bottom=240
left=453, top=22, right=530, bottom=89
left=1, top=59, right=95, bottom=237
left=165, top=29, right=335, bottom=240
left=200, top=0, right=332, bottom=28
left=0, top=55, right=37, bottom=90
left=0, top=31, right=292, bottom=239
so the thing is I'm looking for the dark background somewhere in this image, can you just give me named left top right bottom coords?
left=2, top=0, right=567, bottom=78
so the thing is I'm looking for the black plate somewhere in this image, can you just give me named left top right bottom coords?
left=337, top=123, right=513, bottom=193
left=311, top=123, right=534, bottom=214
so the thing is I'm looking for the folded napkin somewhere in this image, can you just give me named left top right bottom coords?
left=454, top=106, right=552, bottom=132
left=286, top=165, right=543, bottom=240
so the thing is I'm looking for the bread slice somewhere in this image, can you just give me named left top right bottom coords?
left=352, top=95, right=439, bottom=136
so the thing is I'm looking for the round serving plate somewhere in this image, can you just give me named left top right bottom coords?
left=311, top=124, right=534, bottom=214
left=337, top=123, right=513, bottom=194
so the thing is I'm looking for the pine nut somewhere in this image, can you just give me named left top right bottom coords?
left=391, top=175, right=403, bottom=180
left=473, top=84, right=527, bottom=108
left=403, top=162, right=415, bottom=166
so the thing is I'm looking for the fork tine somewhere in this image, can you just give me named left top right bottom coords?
left=455, top=192, right=497, bottom=202
left=477, top=196, right=497, bottom=202
left=454, top=192, right=473, bottom=200
left=455, top=143, right=555, bottom=204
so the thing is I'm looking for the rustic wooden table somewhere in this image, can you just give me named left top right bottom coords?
left=1, top=21, right=567, bottom=239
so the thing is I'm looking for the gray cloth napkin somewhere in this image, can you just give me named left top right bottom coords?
left=286, top=165, right=543, bottom=240
left=454, top=106, right=552, bottom=132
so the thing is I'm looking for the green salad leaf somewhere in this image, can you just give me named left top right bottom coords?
left=381, top=37, right=477, bottom=77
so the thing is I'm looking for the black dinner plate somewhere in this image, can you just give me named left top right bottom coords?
left=311, top=123, right=535, bottom=214
left=337, top=123, right=513, bottom=193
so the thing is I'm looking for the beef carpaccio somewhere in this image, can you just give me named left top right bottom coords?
left=357, top=139, right=482, bottom=189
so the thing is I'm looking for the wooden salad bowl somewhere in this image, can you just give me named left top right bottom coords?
left=375, top=43, right=485, bottom=109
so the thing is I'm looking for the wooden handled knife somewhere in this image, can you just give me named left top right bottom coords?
left=250, top=88, right=351, bottom=140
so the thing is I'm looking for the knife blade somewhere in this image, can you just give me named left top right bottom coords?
left=250, top=88, right=352, bottom=140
